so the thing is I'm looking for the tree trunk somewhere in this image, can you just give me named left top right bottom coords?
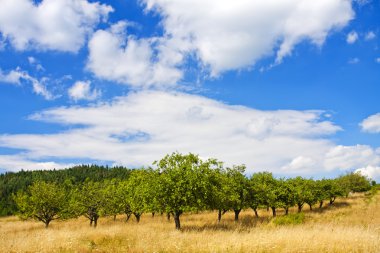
left=134, top=213, right=141, bottom=223
left=94, top=216, right=98, bottom=228
left=329, top=197, right=336, bottom=205
left=297, top=203, right=303, bottom=213
left=167, top=213, right=171, bottom=221
left=234, top=209, right=241, bottom=221
left=113, top=215, right=116, bottom=221
left=126, top=213, right=132, bottom=222
left=90, top=218, right=93, bottom=226
left=174, top=211, right=182, bottom=230
left=271, top=207, right=276, bottom=217
left=308, top=203, right=313, bottom=211
left=252, top=207, right=259, bottom=218
left=319, top=201, right=324, bottom=209
left=285, top=207, right=289, bottom=215
left=218, top=209, right=222, bottom=223
left=44, top=220, right=51, bottom=229
left=152, top=212, right=155, bottom=217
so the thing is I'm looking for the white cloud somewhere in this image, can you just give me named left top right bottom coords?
left=28, top=56, right=45, bottom=71
left=0, top=91, right=378, bottom=179
left=348, top=57, right=360, bottom=64
left=0, top=0, right=112, bottom=52
left=356, top=166, right=380, bottom=181
left=376, top=58, right=380, bottom=63
left=361, top=113, right=380, bottom=133
left=354, top=0, right=371, bottom=6
left=87, top=21, right=183, bottom=88
left=324, top=145, right=380, bottom=171
left=0, top=90, right=347, bottom=177
left=0, top=67, right=54, bottom=100
left=281, top=156, right=316, bottom=173
left=346, top=30, right=359, bottom=44
left=68, top=81, right=100, bottom=101
left=28, top=56, right=36, bottom=65
left=140, top=0, right=354, bottom=76
left=0, top=155, right=74, bottom=172
left=365, top=31, right=376, bottom=41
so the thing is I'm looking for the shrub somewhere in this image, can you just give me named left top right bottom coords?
left=272, top=213, right=305, bottom=226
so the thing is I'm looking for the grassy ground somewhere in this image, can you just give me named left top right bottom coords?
left=1, top=192, right=379, bottom=253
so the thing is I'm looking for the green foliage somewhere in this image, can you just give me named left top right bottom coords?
left=0, top=165, right=131, bottom=216
left=1, top=152, right=370, bottom=231
left=70, top=179, right=106, bottom=227
left=338, top=172, right=372, bottom=194
left=102, top=179, right=124, bottom=219
left=277, top=179, right=296, bottom=214
left=14, top=181, right=68, bottom=228
left=123, top=169, right=155, bottom=222
left=272, top=213, right=305, bottom=226
left=223, top=165, right=249, bottom=220
left=153, top=152, right=216, bottom=229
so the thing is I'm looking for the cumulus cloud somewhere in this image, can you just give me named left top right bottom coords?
left=68, top=81, right=100, bottom=101
left=356, top=166, right=380, bottom=181
left=281, top=156, right=316, bottom=173
left=346, top=30, right=358, bottom=44
left=0, top=91, right=378, bottom=179
left=87, top=0, right=355, bottom=85
left=365, top=31, right=376, bottom=41
left=0, top=0, right=112, bottom=52
left=0, top=155, right=74, bottom=172
left=361, top=113, right=380, bottom=133
left=140, top=0, right=354, bottom=76
left=0, top=67, right=54, bottom=100
left=0, top=90, right=347, bottom=176
left=324, top=145, right=380, bottom=171
left=28, top=56, right=45, bottom=71
left=87, top=21, right=183, bottom=88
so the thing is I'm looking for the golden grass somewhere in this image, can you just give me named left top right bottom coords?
left=1, top=192, right=379, bottom=253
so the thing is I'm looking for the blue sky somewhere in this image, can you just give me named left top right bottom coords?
left=0, top=0, right=379, bottom=180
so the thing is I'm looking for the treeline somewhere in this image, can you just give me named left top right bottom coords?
left=0, top=165, right=131, bottom=216
left=6, top=153, right=375, bottom=229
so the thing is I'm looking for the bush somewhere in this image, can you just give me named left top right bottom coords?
left=272, top=213, right=305, bottom=226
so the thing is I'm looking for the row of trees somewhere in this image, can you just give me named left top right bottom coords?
left=14, top=153, right=373, bottom=229
left=0, top=165, right=131, bottom=216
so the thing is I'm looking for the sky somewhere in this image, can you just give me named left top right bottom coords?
left=0, top=0, right=379, bottom=180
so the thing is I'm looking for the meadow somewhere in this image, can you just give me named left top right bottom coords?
left=1, top=192, right=379, bottom=253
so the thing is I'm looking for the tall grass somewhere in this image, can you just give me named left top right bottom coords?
left=1, top=192, right=379, bottom=252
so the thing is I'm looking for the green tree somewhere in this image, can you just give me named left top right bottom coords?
left=251, top=172, right=279, bottom=217
left=207, top=167, right=230, bottom=222
left=303, top=179, right=319, bottom=210
left=224, top=165, right=249, bottom=221
left=317, top=179, right=344, bottom=207
left=288, top=177, right=308, bottom=212
left=315, top=179, right=329, bottom=209
left=277, top=179, right=296, bottom=215
left=103, top=179, right=124, bottom=221
left=338, top=172, right=371, bottom=194
left=14, top=181, right=68, bottom=228
left=124, top=169, right=155, bottom=222
left=70, top=179, right=105, bottom=227
left=116, top=180, right=133, bottom=221
left=153, top=152, right=212, bottom=230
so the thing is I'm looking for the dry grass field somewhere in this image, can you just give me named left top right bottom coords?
left=1, top=192, right=379, bottom=253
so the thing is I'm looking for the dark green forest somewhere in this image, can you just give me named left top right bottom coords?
left=0, top=164, right=131, bottom=216
left=0, top=152, right=374, bottom=230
